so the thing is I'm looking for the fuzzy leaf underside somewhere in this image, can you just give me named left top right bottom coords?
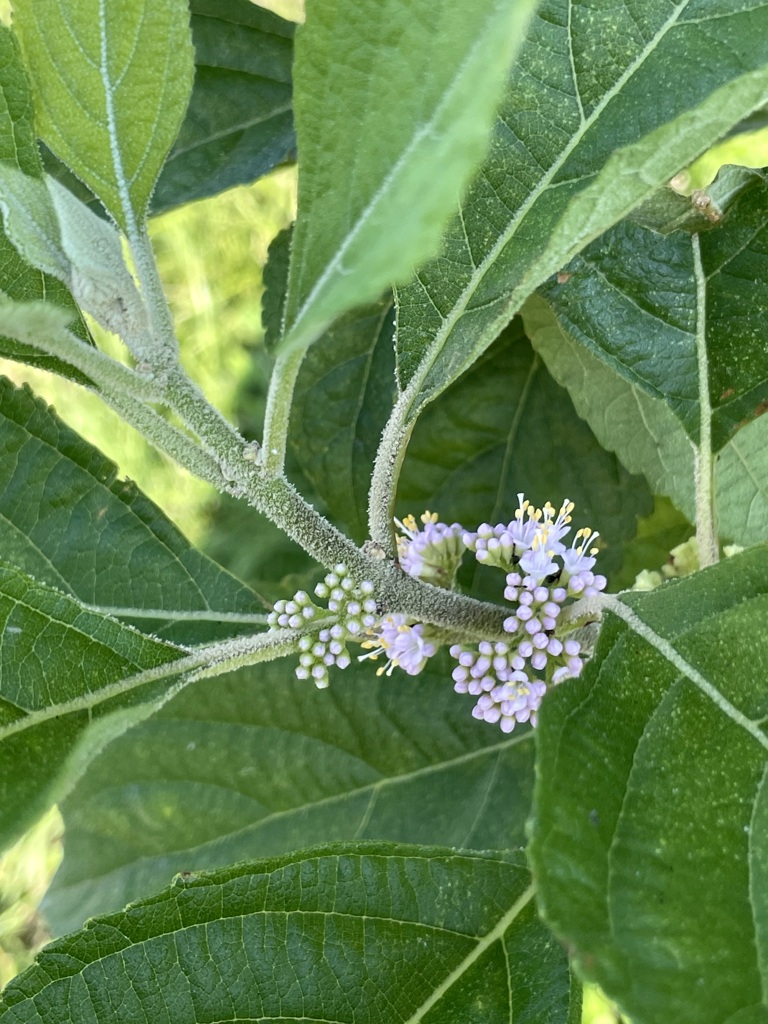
left=280, top=0, right=536, bottom=355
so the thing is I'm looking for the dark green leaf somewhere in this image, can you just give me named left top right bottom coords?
left=529, top=547, right=768, bottom=1024
left=261, top=225, right=292, bottom=353
left=395, top=2, right=768, bottom=428
left=152, top=0, right=295, bottom=214
left=398, top=321, right=651, bottom=587
left=5, top=845, right=578, bottom=1024
left=538, top=175, right=768, bottom=450
left=0, top=563, right=185, bottom=852
left=0, top=378, right=265, bottom=644
left=524, top=294, right=768, bottom=548
left=0, top=25, right=91, bottom=379
left=290, top=297, right=396, bottom=542
left=45, top=648, right=534, bottom=934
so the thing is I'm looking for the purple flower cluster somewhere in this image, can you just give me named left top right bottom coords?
left=269, top=498, right=605, bottom=731
left=398, top=496, right=606, bottom=732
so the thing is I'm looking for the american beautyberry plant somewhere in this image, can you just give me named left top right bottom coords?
left=0, top=1, right=766, bottom=1023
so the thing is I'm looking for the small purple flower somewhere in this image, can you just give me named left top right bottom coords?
left=396, top=512, right=466, bottom=587
left=360, top=614, right=437, bottom=677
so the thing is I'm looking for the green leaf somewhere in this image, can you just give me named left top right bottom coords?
left=524, top=294, right=768, bottom=549
left=44, top=649, right=535, bottom=935
left=0, top=166, right=152, bottom=344
left=290, top=297, right=396, bottom=542
left=152, top=0, right=295, bottom=214
left=14, top=0, right=195, bottom=233
left=0, top=25, right=91, bottom=380
left=394, top=3, right=768, bottom=428
left=529, top=547, right=768, bottom=1024
left=0, top=378, right=266, bottom=643
left=261, top=225, right=292, bottom=353
left=398, top=321, right=651, bottom=586
left=279, top=0, right=536, bottom=355
left=4, top=845, right=578, bottom=1024
left=0, top=562, right=185, bottom=852
left=537, top=176, right=768, bottom=450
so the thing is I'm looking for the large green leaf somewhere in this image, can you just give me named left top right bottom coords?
left=0, top=378, right=265, bottom=644
left=4, top=846, right=580, bottom=1024
left=0, top=25, right=91, bottom=379
left=398, top=321, right=651, bottom=586
left=524, top=295, right=768, bottom=548
left=394, top=2, right=768, bottom=428
left=152, top=0, right=295, bottom=214
left=279, top=0, right=536, bottom=355
left=44, top=649, right=534, bottom=935
left=0, top=563, right=185, bottom=853
left=290, top=297, right=397, bottom=542
left=537, top=177, right=768, bottom=451
left=40, top=1, right=296, bottom=218
left=529, top=547, right=768, bottom=1024
left=14, top=0, right=194, bottom=233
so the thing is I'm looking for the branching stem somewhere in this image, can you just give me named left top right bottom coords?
left=691, top=233, right=719, bottom=567
left=262, top=345, right=306, bottom=475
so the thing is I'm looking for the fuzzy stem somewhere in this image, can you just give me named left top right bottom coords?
left=100, top=389, right=226, bottom=487
left=128, top=225, right=180, bottom=365
left=692, top=233, right=719, bottom=568
left=367, top=390, right=414, bottom=557
left=9, top=319, right=166, bottom=405
left=261, top=345, right=306, bottom=475
left=164, top=367, right=249, bottom=463
left=126, top=367, right=512, bottom=640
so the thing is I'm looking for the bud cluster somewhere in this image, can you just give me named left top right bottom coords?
left=268, top=564, right=378, bottom=689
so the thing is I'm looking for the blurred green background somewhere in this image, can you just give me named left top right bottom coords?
left=1, top=4, right=767, bottom=1015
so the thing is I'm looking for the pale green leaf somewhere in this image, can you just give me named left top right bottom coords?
left=3, top=846, right=579, bottom=1024
left=0, top=166, right=151, bottom=341
left=279, top=0, right=536, bottom=355
left=14, top=0, right=195, bottom=233
left=0, top=24, right=91, bottom=379
left=44, top=649, right=535, bottom=934
left=529, top=547, right=768, bottom=1024
left=395, top=3, right=768, bottom=429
